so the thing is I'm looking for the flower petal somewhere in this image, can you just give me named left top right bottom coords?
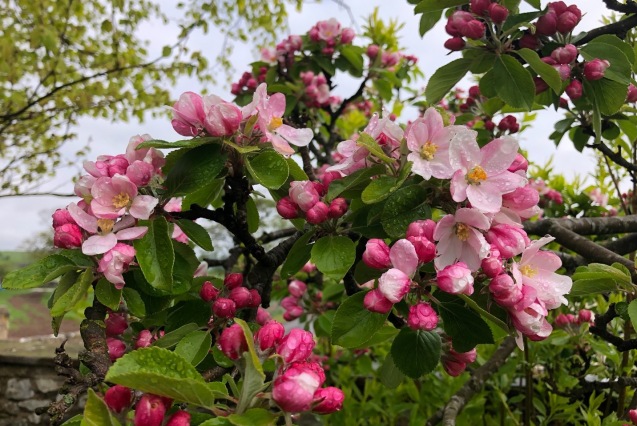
left=480, top=136, right=519, bottom=175
left=390, top=239, right=419, bottom=277
left=68, top=202, right=98, bottom=233
left=129, top=195, right=158, bottom=220
left=82, top=233, right=118, bottom=255
left=115, top=226, right=148, bottom=241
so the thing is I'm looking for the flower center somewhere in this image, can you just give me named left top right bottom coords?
left=420, top=141, right=438, bottom=161
left=467, top=165, right=488, bottom=185
left=455, top=223, right=470, bottom=241
left=520, top=265, right=537, bottom=278
left=97, top=219, right=115, bottom=235
left=112, top=192, right=131, bottom=209
left=268, top=117, right=283, bottom=132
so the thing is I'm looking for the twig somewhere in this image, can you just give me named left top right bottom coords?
left=575, top=14, right=637, bottom=46
left=590, top=304, right=637, bottom=351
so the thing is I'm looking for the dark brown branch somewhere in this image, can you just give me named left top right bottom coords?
left=259, top=228, right=298, bottom=244
left=426, top=337, right=517, bottom=426
left=298, top=146, right=317, bottom=181
left=602, top=0, right=637, bottom=14
left=524, top=215, right=637, bottom=236
left=588, top=142, right=637, bottom=176
left=589, top=304, right=637, bottom=351
left=575, top=14, right=637, bottom=45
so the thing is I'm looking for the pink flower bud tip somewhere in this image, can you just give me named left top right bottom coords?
left=488, top=4, right=509, bottom=25
left=583, top=59, right=610, bottom=81
left=277, top=328, right=316, bottom=364
left=107, top=337, right=126, bottom=362
left=166, top=410, right=191, bottom=426
left=444, top=37, right=465, bottom=51
left=362, top=239, right=391, bottom=269
left=288, top=280, right=308, bottom=298
left=105, top=313, right=128, bottom=337
left=313, top=387, right=345, bottom=414
left=104, top=385, right=132, bottom=413
left=436, top=262, right=474, bottom=296
left=407, top=302, right=439, bottom=331
left=306, top=201, right=329, bottom=224
left=134, top=394, right=166, bottom=426
left=219, top=324, right=247, bottom=360
left=224, top=273, right=243, bottom=290
left=363, top=289, right=394, bottom=314
left=212, top=298, right=237, bottom=318
left=255, top=320, right=285, bottom=351
left=277, top=196, right=299, bottom=219
left=328, top=198, right=348, bottom=219
left=199, top=280, right=220, bottom=302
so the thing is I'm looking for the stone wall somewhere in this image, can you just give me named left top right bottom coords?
left=0, top=355, right=82, bottom=425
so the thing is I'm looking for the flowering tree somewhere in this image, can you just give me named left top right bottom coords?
left=6, top=1, right=637, bottom=425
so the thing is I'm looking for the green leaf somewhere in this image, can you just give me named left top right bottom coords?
left=362, top=176, right=399, bottom=204
left=581, top=41, right=632, bottom=86
left=415, top=0, right=467, bottom=13
left=379, top=354, right=405, bottom=389
left=134, top=217, right=174, bottom=292
left=425, top=58, right=473, bottom=105
left=61, top=415, right=83, bottom=426
left=105, top=347, right=216, bottom=408
left=589, top=35, right=635, bottom=64
left=391, top=328, right=441, bottom=379
left=163, top=144, right=227, bottom=197
left=153, top=323, right=201, bottom=348
left=51, top=268, right=93, bottom=317
left=81, top=389, right=121, bottom=426
left=523, top=0, right=541, bottom=8
left=2, top=254, right=76, bottom=289
left=233, top=319, right=266, bottom=415
left=311, top=235, right=356, bottom=282
left=340, top=45, right=364, bottom=73
left=176, top=219, right=214, bottom=251
left=381, top=185, right=431, bottom=238
left=356, top=132, right=394, bottom=164
left=627, top=300, right=637, bottom=331
left=122, top=287, right=146, bottom=317
left=137, top=137, right=215, bottom=150
left=182, top=179, right=225, bottom=210
left=245, top=150, right=289, bottom=189
left=502, top=11, right=543, bottom=31
left=326, top=164, right=386, bottom=201
left=514, top=48, right=562, bottom=94
left=570, top=263, right=634, bottom=296
left=49, top=271, right=80, bottom=335
left=584, top=78, right=629, bottom=116
left=492, top=55, right=536, bottom=110
left=245, top=197, right=260, bottom=234
left=331, top=291, right=389, bottom=348
left=350, top=325, right=399, bottom=349
left=280, top=230, right=315, bottom=278
left=438, top=299, right=494, bottom=352
left=419, top=10, right=443, bottom=37
left=228, top=409, right=277, bottom=426
left=94, top=278, right=122, bottom=311
left=174, top=330, right=212, bottom=366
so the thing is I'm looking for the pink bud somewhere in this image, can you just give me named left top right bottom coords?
left=407, top=236, right=436, bottom=264
left=218, top=324, right=247, bottom=360
left=171, top=92, right=205, bottom=137
left=107, top=338, right=126, bottom=362
left=283, top=306, right=304, bottom=321
left=488, top=4, right=509, bottom=24
left=450, top=348, right=477, bottom=364
left=105, top=313, right=128, bottom=337
left=555, top=313, right=571, bottom=327
left=486, top=224, right=530, bottom=259
left=481, top=255, right=503, bottom=278
left=548, top=1, right=568, bottom=15
left=199, top=281, right=220, bottom=302
left=536, top=12, right=557, bottom=36
left=166, top=410, right=191, bottom=426
left=627, top=84, right=637, bottom=103
left=53, top=224, right=83, bottom=249
left=489, top=274, right=522, bottom=308
left=281, top=295, right=300, bottom=311
left=553, top=64, right=571, bottom=81
left=321, top=171, right=341, bottom=189
left=246, top=78, right=257, bottom=90
left=507, top=153, right=529, bottom=173
left=556, top=10, right=580, bottom=34
left=534, top=77, right=549, bottom=95
left=340, top=27, right=355, bottom=44
left=362, top=239, right=391, bottom=269
left=442, top=358, right=467, bottom=377
left=203, top=96, right=242, bottom=137
left=311, top=180, right=326, bottom=197
left=313, top=387, right=345, bottom=414
left=255, top=320, right=285, bottom=351
left=470, top=0, right=491, bottom=16
left=462, top=20, right=485, bottom=40
left=577, top=309, right=593, bottom=323
left=277, top=329, right=316, bottom=364
left=277, top=196, right=299, bottom=219
left=272, top=364, right=321, bottom=412
left=436, top=262, right=474, bottom=296
left=565, top=79, right=583, bottom=100
left=134, top=330, right=153, bottom=349
left=363, top=289, right=394, bottom=314
left=248, top=289, right=261, bottom=308
left=224, top=273, right=243, bottom=290
left=503, top=185, right=540, bottom=211
left=551, top=44, right=578, bottom=64
left=444, top=37, right=466, bottom=51
left=366, top=44, right=380, bottom=59
left=300, top=71, right=315, bottom=86
left=134, top=394, right=166, bottom=426
left=289, top=181, right=320, bottom=212
left=228, top=287, right=252, bottom=309
left=545, top=189, right=563, bottom=204
left=328, top=198, right=348, bottom=219
left=52, top=209, right=75, bottom=227
left=407, top=302, right=439, bottom=331
left=256, top=307, right=272, bottom=325
left=104, top=385, right=132, bottom=413
left=213, top=298, right=237, bottom=319
left=519, top=34, right=540, bottom=50
left=378, top=268, right=412, bottom=303
left=584, top=59, right=610, bottom=81
left=468, top=85, right=481, bottom=98
left=628, top=409, right=637, bottom=425
left=306, top=201, right=329, bottom=224
left=289, top=280, right=308, bottom=298
left=406, top=219, right=436, bottom=241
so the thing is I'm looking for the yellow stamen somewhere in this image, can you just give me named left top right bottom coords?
left=420, top=141, right=438, bottom=161
left=112, top=192, right=131, bottom=209
left=520, top=265, right=537, bottom=278
left=467, top=165, right=488, bottom=184
left=268, top=117, right=283, bottom=132
left=455, top=223, right=470, bottom=241
left=97, top=219, right=115, bottom=235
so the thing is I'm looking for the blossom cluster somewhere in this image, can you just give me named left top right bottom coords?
left=199, top=273, right=261, bottom=318
left=277, top=176, right=348, bottom=224
left=104, top=385, right=190, bottom=426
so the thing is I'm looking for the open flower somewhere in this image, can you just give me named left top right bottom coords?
left=98, top=243, right=136, bottom=288
left=90, top=175, right=158, bottom=220
left=434, top=208, right=490, bottom=271
left=377, top=239, right=419, bottom=303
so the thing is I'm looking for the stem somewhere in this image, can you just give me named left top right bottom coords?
left=523, top=337, right=532, bottom=426
left=458, top=294, right=510, bottom=333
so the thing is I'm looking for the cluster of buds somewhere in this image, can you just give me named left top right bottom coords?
left=276, top=176, right=348, bottom=224
left=52, top=135, right=165, bottom=287
left=200, top=273, right=261, bottom=319
left=104, top=386, right=191, bottom=426
left=300, top=71, right=340, bottom=108
left=444, top=1, right=510, bottom=51
left=260, top=34, right=304, bottom=66
left=105, top=311, right=129, bottom=361
left=530, top=178, right=564, bottom=206
left=554, top=309, right=593, bottom=328
left=171, top=91, right=242, bottom=138
left=281, top=279, right=308, bottom=321
left=231, top=70, right=265, bottom=96
left=535, top=1, right=582, bottom=36
left=218, top=322, right=344, bottom=414
left=308, top=18, right=355, bottom=56
left=441, top=339, right=478, bottom=376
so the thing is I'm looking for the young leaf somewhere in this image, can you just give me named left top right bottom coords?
left=425, top=58, right=473, bottom=105
left=437, top=298, right=494, bottom=352
left=419, top=10, right=443, bottom=37
left=123, top=287, right=146, bottom=317
left=50, top=268, right=93, bottom=317
left=174, top=330, right=213, bottom=366
left=95, top=278, right=122, bottom=311
left=492, top=55, right=536, bottom=110
left=280, top=230, right=315, bottom=278
left=356, top=132, right=394, bottom=164
left=134, top=217, right=175, bottom=292
left=227, top=408, right=278, bottom=426
left=153, top=323, right=201, bottom=348
left=362, top=176, right=399, bottom=204
left=176, top=219, right=214, bottom=251
left=245, top=150, right=290, bottom=189
left=627, top=300, right=637, bottom=332
left=163, top=143, right=227, bottom=197
left=391, top=328, right=441, bottom=379
left=331, top=291, right=389, bottom=348
left=310, top=235, right=356, bottom=282
left=2, top=254, right=76, bottom=289
left=326, top=164, right=386, bottom=202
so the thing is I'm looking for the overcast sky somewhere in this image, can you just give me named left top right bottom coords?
left=0, top=1, right=611, bottom=250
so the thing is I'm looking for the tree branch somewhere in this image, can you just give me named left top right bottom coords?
left=524, top=215, right=637, bottom=236
left=589, top=304, right=637, bottom=351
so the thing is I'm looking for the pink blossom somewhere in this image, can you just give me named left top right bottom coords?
left=165, top=411, right=191, bottom=426
left=105, top=313, right=128, bottom=337
left=313, top=387, right=345, bottom=414
left=407, top=302, right=439, bottom=331
left=509, top=300, right=552, bottom=340
left=126, top=160, right=155, bottom=187
left=53, top=224, right=83, bottom=249
left=405, top=109, right=463, bottom=180
left=489, top=273, right=523, bottom=307
left=449, top=136, right=526, bottom=213
left=224, top=273, right=243, bottom=289
left=98, top=243, right=136, bottom=288
left=255, top=320, right=285, bottom=352
left=104, top=385, right=132, bottom=413
left=277, top=329, right=316, bottom=364
left=272, top=364, right=321, bottom=412
left=256, top=307, right=272, bottom=325
left=485, top=223, right=530, bottom=258
left=228, top=287, right=252, bottom=309
left=317, top=18, right=341, bottom=42
left=363, top=289, right=394, bottom=313
left=589, top=188, right=608, bottom=207
left=243, top=84, right=313, bottom=156
left=218, top=324, right=247, bottom=360
left=511, top=237, right=572, bottom=310
left=202, top=95, right=242, bottom=137
left=502, top=184, right=541, bottom=220
left=125, top=134, right=165, bottom=173
left=193, top=261, right=208, bottom=277
left=261, top=47, right=278, bottom=63
left=199, top=281, right=220, bottom=302
left=74, top=175, right=96, bottom=200
left=306, top=201, right=329, bottom=224
left=406, top=219, right=436, bottom=241
left=378, top=268, right=412, bottom=304
left=134, top=330, right=154, bottom=349
left=363, top=239, right=391, bottom=269
left=134, top=394, right=166, bottom=426
left=436, top=262, right=474, bottom=295
left=171, top=224, right=189, bottom=244
left=434, top=208, right=491, bottom=271
left=171, top=92, right=205, bottom=136
left=90, top=175, right=158, bottom=220
left=289, top=280, right=307, bottom=298
left=107, top=337, right=126, bottom=361
left=583, top=59, right=610, bottom=81
left=213, top=298, right=236, bottom=318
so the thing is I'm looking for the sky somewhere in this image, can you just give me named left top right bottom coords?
left=0, top=1, right=611, bottom=250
